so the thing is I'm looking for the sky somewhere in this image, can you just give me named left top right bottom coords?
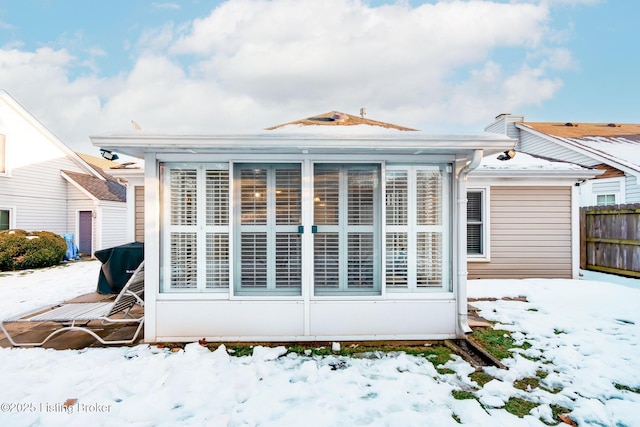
left=0, top=0, right=638, bottom=155
left=1, top=261, right=639, bottom=425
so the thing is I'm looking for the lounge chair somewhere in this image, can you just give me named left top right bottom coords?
left=1, top=261, right=145, bottom=347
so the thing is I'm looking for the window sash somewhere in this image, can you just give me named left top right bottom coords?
left=467, top=191, right=483, bottom=255
left=466, top=189, right=489, bottom=259
left=162, top=163, right=229, bottom=292
left=385, top=166, right=450, bottom=291
left=596, top=194, right=616, bottom=206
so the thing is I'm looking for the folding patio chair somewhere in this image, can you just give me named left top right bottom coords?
left=1, top=261, right=145, bottom=347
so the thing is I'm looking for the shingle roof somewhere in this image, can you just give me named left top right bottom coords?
left=520, top=122, right=640, bottom=139
left=265, top=111, right=418, bottom=131
left=519, top=122, right=640, bottom=174
left=62, top=170, right=126, bottom=202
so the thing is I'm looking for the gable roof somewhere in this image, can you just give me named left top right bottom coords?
left=265, top=111, right=418, bottom=131
left=61, top=170, right=126, bottom=202
left=517, top=122, right=640, bottom=176
left=0, top=90, right=105, bottom=180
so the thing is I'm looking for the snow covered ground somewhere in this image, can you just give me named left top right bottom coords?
left=0, top=260, right=639, bottom=426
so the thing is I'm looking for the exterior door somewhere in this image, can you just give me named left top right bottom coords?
left=78, top=211, right=93, bottom=254
left=234, top=164, right=302, bottom=295
left=234, top=163, right=381, bottom=296
left=313, top=164, right=381, bottom=295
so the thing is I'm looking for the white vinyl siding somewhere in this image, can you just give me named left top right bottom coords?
left=162, top=163, right=229, bottom=292
left=385, top=166, right=450, bottom=291
left=592, top=178, right=621, bottom=206
left=626, top=175, right=640, bottom=203
left=518, top=131, right=598, bottom=167
left=0, top=134, right=6, bottom=174
left=100, top=203, right=128, bottom=249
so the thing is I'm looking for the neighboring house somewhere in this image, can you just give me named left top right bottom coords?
left=91, top=111, right=515, bottom=342
left=0, top=90, right=128, bottom=255
left=101, top=161, right=145, bottom=243
left=467, top=152, right=600, bottom=279
left=485, top=114, right=640, bottom=206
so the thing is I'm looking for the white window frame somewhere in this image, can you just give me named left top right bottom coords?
left=312, top=163, right=383, bottom=297
left=384, top=165, right=451, bottom=292
left=595, top=193, right=618, bottom=206
left=158, top=155, right=456, bottom=299
left=233, top=162, right=304, bottom=296
left=467, top=186, right=490, bottom=262
left=160, top=162, right=230, bottom=293
left=0, top=207, right=15, bottom=230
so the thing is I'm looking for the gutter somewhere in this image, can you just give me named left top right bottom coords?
left=456, top=149, right=483, bottom=336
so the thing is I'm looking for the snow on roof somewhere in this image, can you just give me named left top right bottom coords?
left=557, top=135, right=640, bottom=173
left=265, top=110, right=418, bottom=131
left=471, top=152, right=600, bottom=179
left=265, top=123, right=413, bottom=135
left=477, top=151, right=586, bottom=171
left=519, top=122, right=640, bottom=174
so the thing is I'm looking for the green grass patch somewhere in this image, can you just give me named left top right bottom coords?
left=527, top=308, right=538, bottom=312
left=470, top=371, right=494, bottom=387
left=504, top=397, right=538, bottom=418
left=451, top=390, right=476, bottom=400
left=615, top=383, right=640, bottom=393
left=200, top=342, right=456, bottom=362
left=550, top=404, right=572, bottom=424
left=422, top=345, right=456, bottom=373
left=471, top=327, right=518, bottom=360
left=514, top=377, right=541, bottom=391
left=553, top=329, right=566, bottom=335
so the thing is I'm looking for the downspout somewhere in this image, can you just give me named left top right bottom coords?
left=456, top=149, right=483, bottom=336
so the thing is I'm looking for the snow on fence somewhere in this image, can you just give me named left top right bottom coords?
left=580, top=203, right=640, bottom=278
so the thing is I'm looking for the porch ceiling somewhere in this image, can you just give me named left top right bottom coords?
left=90, top=132, right=516, bottom=159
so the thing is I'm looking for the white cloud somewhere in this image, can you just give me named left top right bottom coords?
left=0, top=0, right=579, bottom=151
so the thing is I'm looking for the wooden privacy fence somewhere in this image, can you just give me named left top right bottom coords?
left=580, top=203, right=640, bottom=278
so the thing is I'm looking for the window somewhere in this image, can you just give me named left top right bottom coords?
left=596, top=194, right=616, bottom=206
left=0, top=134, right=6, bottom=175
left=314, top=164, right=381, bottom=295
left=591, top=178, right=622, bottom=206
left=0, top=209, right=9, bottom=230
left=161, top=161, right=452, bottom=296
left=234, top=163, right=302, bottom=296
left=385, top=166, right=450, bottom=291
left=162, top=163, right=229, bottom=292
left=467, top=189, right=489, bottom=260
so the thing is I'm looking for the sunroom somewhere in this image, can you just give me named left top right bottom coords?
left=91, top=114, right=514, bottom=342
